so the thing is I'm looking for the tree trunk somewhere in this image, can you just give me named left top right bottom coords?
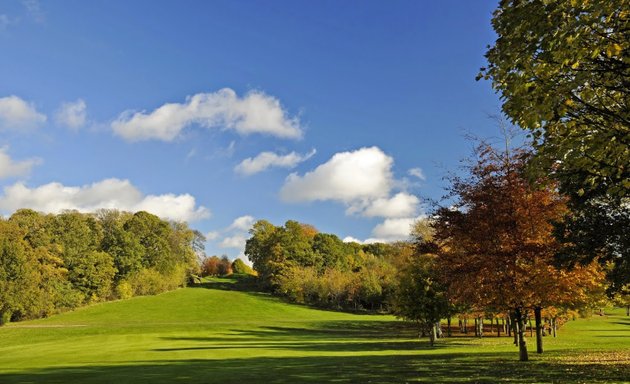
left=552, top=317, right=557, bottom=338
left=447, top=317, right=452, bottom=337
left=507, top=315, right=512, bottom=337
left=497, top=317, right=501, bottom=337
left=436, top=321, right=443, bottom=338
left=474, top=317, right=478, bottom=337
left=464, top=318, right=468, bottom=334
left=534, top=306, right=543, bottom=354
left=429, top=325, right=435, bottom=346
left=626, top=305, right=629, bottom=316
left=510, top=311, right=519, bottom=346
left=478, top=316, right=483, bottom=338
left=529, top=317, right=533, bottom=337
left=515, top=307, right=529, bottom=361
left=459, top=319, right=463, bottom=333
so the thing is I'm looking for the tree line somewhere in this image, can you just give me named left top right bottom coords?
left=0, top=209, right=203, bottom=325
left=245, top=220, right=406, bottom=311
left=245, top=140, right=624, bottom=361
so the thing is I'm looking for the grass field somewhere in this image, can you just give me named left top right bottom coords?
left=0, top=276, right=628, bottom=383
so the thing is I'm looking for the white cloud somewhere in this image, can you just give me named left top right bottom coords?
left=280, top=146, right=421, bottom=219
left=205, top=231, right=220, bottom=241
left=112, top=88, right=302, bottom=142
left=342, top=236, right=388, bottom=245
left=342, top=236, right=367, bottom=244
left=281, top=146, right=393, bottom=203
left=0, top=95, right=47, bottom=131
left=352, top=192, right=420, bottom=218
left=235, top=149, right=316, bottom=176
left=371, top=216, right=420, bottom=241
left=219, top=235, right=247, bottom=249
left=408, top=167, right=426, bottom=180
left=0, top=178, right=210, bottom=222
left=229, top=215, right=256, bottom=231
left=0, top=147, right=41, bottom=179
left=55, top=99, right=87, bottom=130
left=343, top=215, right=423, bottom=245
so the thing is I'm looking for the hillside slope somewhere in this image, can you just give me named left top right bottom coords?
left=0, top=277, right=628, bottom=383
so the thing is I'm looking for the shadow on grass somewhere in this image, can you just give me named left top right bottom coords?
left=1, top=352, right=628, bottom=384
left=192, top=274, right=261, bottom=293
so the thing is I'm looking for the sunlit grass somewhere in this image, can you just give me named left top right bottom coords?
left=0, top=276, right=628, bottom=383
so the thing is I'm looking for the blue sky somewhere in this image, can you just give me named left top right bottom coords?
left=0, top=0, right=502, bottom=261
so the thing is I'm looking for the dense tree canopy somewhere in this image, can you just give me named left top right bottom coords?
left=480, top=0, right=629, bottom=296
left=245, top=219, right=404, bottom=311
left=433, top=143, right=605, bottom=360
left=480, top=0, right=629, bottom=201
left=0, top=209, right=201, bottom=324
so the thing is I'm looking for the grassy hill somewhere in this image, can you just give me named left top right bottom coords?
left=0, top=276, right=628, bottom=383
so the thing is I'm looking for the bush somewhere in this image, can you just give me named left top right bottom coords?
left=0, top=310, right=12, bottom=326
left=115, top=281, right=134, bottom=299
left=231, top=258, right=255, bottom=275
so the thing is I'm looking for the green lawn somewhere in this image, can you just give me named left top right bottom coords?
left=0, top=276, right=628, bottom=383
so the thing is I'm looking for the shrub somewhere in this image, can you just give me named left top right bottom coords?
left=232, top=258, right=256, bottom=275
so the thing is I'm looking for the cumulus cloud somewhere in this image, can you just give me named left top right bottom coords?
left=229, top=215, right=256, bottom=231
left=280, top=146, right=421, bottom=219
left=344, top=215, right=423, bottom=245
left=219, top=235, right=247, bottom=249
left=0, top=95, right=47, bottom=131
left=281, top=146, right=393, bottom=203
left=0, top=178, right=210, bottom=222
left=55, top=99, right=87, bottom=130
left=0, top=147, right=41, bottom=179
left=112, top=88, right=302, bottom=142
left=351, top=192, right=420, bottom=218
left=235, top=149, right=316, bottom=176
left=408, top=167, right=426, bottom=180
left=371, top=216, right=420, bottom=241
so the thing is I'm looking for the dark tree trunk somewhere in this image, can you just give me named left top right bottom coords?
left=626, top=305, right=629, bottom=316
left=507, top=314, right=512, bottom=337
left=534, top=306, right=543, bottom=354
left=447, top=317, right=452, bottom=337
left=474, top=317, right=478, bottom=337
left=459, top=319, right=463, bottom=333
left=552, top=317, right=557, bottom=338
left=529, top=318, right=533, bottom=337
left=497, top=317, right=501, bottom=337
left=429, top=325, right=435, bottom=346
left=464, top=318, right=468, bottom=334
left=510, top=311, right=518, bottom=346
left=515, top=307, right=529, bottom=361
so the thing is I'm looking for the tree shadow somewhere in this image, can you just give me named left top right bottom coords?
left=191, top=274, right=261, bottom=293
left=1, top=352, right=627, bottom=384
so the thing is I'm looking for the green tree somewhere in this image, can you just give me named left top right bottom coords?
left=392, top=254, right=449, bottom=346
left=0, top=220, right=41, bottom=323
left=97, top=210, right=143, bottom=282
left=480, top=0, right=630, bottom=293
left=480, top=0, right=629, bottom=201
left=123, top=211, right=172, bottom=273
left=232, top=258, right=255, bottom=275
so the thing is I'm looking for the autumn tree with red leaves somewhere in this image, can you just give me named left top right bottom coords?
left=433, top=142, right=605, bottom=361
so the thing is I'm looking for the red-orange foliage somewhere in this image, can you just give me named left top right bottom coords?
left=433, top=143, right=605, bottom=360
